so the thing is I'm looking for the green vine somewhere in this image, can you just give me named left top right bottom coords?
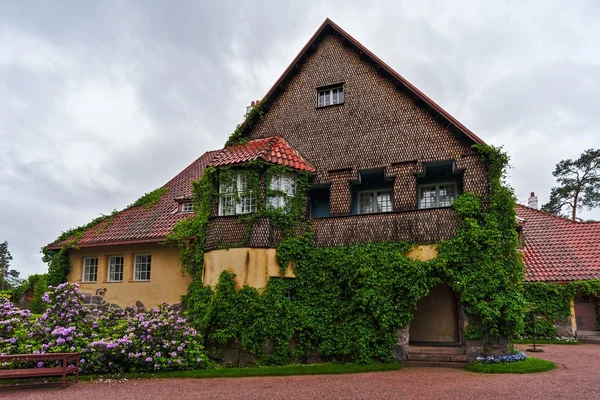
left=128, top=187, right=168, bottom=209
left=170, top=143, right=526, bottom=363
left=224, top=100, right=266, bottom=147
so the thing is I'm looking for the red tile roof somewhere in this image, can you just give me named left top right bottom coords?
left=516, top=204, right=600, bottom=282
left=210, top=136, right=316, bottom=172
left=46, top=151, right=219, bottom=249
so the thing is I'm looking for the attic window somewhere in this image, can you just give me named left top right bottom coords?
left=181, top=202, right=194, bottom=213
left=317, top=86, right=344, bottom=107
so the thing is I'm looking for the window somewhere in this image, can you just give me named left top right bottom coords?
left=134, top=254, right=151, bottom=281
left=418, top=183, right=457, bottom=209
left=181, top=202, right=194, bottom=213
left=268, top=174, right=296, bottom=210
left=82, top=257, right=98, bottom=283
left=218, top=173, right=256, bottom=216
left=358, top=189, right=392, bottom=214
left=580, top=296, right=590, bottom=304
left=317, top=86, right=344, bottom=107
left=108, top=256, right=124, bottom=282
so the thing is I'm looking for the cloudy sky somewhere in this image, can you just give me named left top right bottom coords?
left=1, top=1, right=599, bottom=278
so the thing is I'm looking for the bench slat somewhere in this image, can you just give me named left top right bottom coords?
left=0, top=366, right=77, bottom=379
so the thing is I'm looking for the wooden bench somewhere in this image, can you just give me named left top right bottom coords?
left=0, top=353, right=79, bottom=389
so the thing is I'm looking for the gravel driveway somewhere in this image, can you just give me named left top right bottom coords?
left=3, top=344, right=600, bottom=400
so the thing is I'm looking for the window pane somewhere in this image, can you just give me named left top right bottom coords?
left=83, top=258, right=98, bottom=282
left=324, top=91, right=331, bottom=106
left=359, top=192, right=374, bottom=214
left=376, top=191, right=392, bottom=212
left=182, top=202, right=194, bottom=213
left=108, top=256, right=124, bottom=282
left=240, top=193, right=256, bottom=214
left=438, top=184, right=457, bottom=207
left=220, top=194, right=235, bottom=215
left=270, top=175, right=281, bottom=191
left=134, top=255, right=151, bottom=281
left=419, top=186, right=437, bottom=209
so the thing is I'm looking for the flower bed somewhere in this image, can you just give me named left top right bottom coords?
left=475, top=351, right=527, bottom=364
left=0, top=283, right=211, bottom=374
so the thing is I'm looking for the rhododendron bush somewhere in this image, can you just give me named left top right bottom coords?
left=0, top=283, right=210, bottom=373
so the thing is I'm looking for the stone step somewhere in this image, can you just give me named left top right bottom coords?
left=407, top=353, right=468, bottom=362
left=579, top=336, right=600, bottom=344
left=408, top=346, right=466, bottom=355
left=404, top=360, right=467, bottom=368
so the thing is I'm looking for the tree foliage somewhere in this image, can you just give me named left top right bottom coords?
left=541, top=148, right=600, bottom=221
left=0, top=241, right=17, bottom=291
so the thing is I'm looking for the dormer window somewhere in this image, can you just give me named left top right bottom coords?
left=181, top=202, right=194, bottom=213
left=416, top=161, right=463, bottom=209
left=317, top=85, right=344, bottom=107
left=218, top=172, right=256, bottom=216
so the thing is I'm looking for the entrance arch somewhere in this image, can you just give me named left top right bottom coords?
left=409, top=283, right=459, bottom=344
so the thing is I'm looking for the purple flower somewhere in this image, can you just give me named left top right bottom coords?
left=145, top=357, right=153, bottom=362
left=37, top=362, right=44, bottom=368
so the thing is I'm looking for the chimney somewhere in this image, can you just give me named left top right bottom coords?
left=528, top=192, right=538, bottom=209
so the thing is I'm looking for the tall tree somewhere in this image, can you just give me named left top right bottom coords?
left=541, top=148, right=600, bottom=221
left=0, top=241, right=13, bottom=291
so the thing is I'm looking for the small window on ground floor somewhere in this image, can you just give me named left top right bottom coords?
left=82, top=257, right=98, bottom=283
left=134, top=254, right=152, bottom=281
left=108, top=256, right=124, bottom=282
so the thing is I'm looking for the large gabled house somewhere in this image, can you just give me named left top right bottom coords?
left=46, top=19, right=503, bottom=363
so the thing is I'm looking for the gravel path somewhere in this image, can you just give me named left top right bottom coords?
left=3, top=344, right=600, bottom=400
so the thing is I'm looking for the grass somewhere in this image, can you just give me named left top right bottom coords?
left=79, top=363, right=403, bottom=381
left=466, top=357, right=557, bottom=374
left=512, top=339, right=579, bottom=345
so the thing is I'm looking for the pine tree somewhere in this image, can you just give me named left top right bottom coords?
left=0, top=241, right=14, bottom=291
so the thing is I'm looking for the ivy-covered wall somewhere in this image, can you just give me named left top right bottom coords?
left=166, top=144, right=528, bottom=364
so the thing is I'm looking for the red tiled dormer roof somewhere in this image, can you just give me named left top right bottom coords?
left=46, top=150, right=219, bottom=249
left=210, top=136, right=316, bottom=172
left=516, top=204, right=600, bottom=283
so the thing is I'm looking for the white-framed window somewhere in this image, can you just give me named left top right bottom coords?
left=268, top=174, right=296, bottom=210
left=218, top=172, right=256, bottom=216
left=82, top=257, right=98, bottom=283
left=133, top=254, right=152, bottom=281
left=317, top=86, right=344, bottom=107
left=418, top=182, right=457, bottom=209
left=107, top=256, right=124, bottom=282
left=181, top=202, right=194, bottom=213
left=357, top=189, right=393, bottom=214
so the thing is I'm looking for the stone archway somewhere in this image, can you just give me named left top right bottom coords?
left=409, top=283, right=459, bottom=344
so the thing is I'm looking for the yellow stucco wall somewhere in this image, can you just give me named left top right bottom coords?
left=202, top=245, right=437, bottom=289
left=203, top=248, right=295, bottom=289
left=67, top=243, right=189, bottom=309
left=406, top=245, right=438, bottom=261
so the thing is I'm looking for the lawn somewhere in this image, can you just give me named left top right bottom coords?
left=466, top=358, right=557, bottom=374
left=80, top=363, right=403, bottom=381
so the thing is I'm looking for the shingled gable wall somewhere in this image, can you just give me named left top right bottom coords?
left=204, top=31, right=487, bottom=250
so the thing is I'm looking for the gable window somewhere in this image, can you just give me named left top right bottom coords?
left=218, top=172, right=256, bottom=216
left=108, top=256, right=124, bottom=282
left=134, top=254, right=151, bottom=281
left=181, top=202, right=194, bottom=213
left=418, top=183, right=457, bottom=209
left=268, top=174, right=296, bottom=210
left=358, top=189, right=392, bottom=214
left=82, top=257, right=98, bottom=283
left=317, top=86, right=344, bottom=107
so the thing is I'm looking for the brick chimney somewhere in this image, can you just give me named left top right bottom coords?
left=528, top=192, right=538, bottom=209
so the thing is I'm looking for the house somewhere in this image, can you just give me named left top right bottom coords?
left=516, top=193, right=600, bottom=340
left=46, top=19, right=503, bottom=363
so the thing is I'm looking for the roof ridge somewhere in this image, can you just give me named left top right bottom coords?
left=516, top=203, right=580, bottom=224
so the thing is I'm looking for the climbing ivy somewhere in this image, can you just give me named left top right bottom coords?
left=171, top=143, right=527, bottom=363
left=224, top=100, right=266, bottom=147
left=128, top=187, right=168, bottom=209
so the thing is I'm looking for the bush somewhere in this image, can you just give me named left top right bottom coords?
left=0, top=283, right=210, bottom=374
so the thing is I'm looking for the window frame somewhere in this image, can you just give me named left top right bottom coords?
left=417, top=182, right=458, bottom=209
left=133, top=254, right=152, bottom=282
left=268, top=173, right=296, bottom=210
left=82, top=257, right=98, bottom=283
left=107, top=255, right=124, bottom=282
left=181, top=202, right=194, bottom=213
left=357, top=188, right=393, bottom=214
left=317, top=85, right=344, bottom=108
left=218, top=172, right=257, bottom=216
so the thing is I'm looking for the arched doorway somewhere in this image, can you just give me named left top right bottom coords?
left=409, top=283, right=459, bottom=344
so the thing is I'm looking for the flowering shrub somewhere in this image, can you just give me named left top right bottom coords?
left=0, top=283, right=210, bottom=373
left=476, top=351, right=528, bottom=364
